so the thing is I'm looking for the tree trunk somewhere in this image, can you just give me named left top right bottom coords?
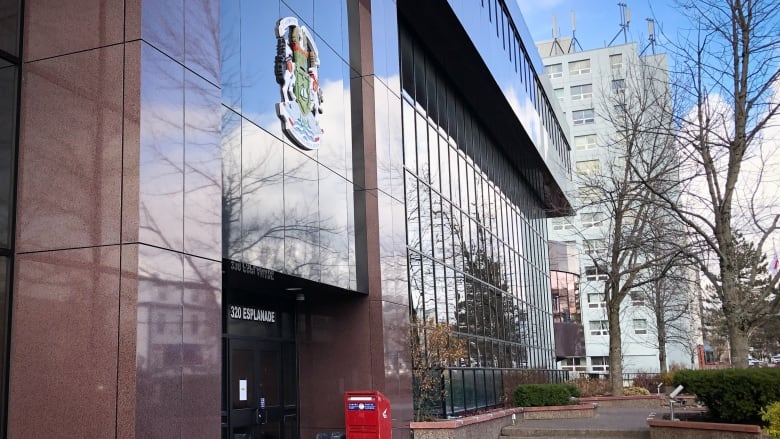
left=719, top=239, right=750, bottom=368
left=608, top=303, right=624, bottom=396
left=655, top=299, right=668, bottom=373
left=727, top=318, right=750, bottom=368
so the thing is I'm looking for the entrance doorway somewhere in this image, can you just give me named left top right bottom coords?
left=226, top=337, right=297, bottom=439
left=222, top=268, right=299, bottom=439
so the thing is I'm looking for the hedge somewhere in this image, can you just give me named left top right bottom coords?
left=674, top=368, right=780, bottom=425
left=514, top=384, right=576, bottom=407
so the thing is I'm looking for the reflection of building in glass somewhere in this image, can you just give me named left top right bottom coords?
left=5, top=0, right=571, bottom=437
left=549, top=241, right=586, bottom=372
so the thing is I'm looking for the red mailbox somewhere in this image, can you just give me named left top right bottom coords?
left=344, top=390, right=391, bottom=439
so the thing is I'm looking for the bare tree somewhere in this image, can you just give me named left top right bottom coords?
left=634, top=260, right=698, bottom=372
left=641, top=0, right=780, bottom=367
left=568, top=52, right=685, bottom=394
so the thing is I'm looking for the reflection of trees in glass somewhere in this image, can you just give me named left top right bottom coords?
left=455, top=224, right=518, bottom=368
left=221, top=112, right=351, bottom=287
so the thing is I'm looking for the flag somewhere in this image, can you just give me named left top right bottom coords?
left=769, top=248, right=780, bottom=277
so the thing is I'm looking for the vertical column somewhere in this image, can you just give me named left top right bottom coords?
left=11, top=1, right=126, bottom=437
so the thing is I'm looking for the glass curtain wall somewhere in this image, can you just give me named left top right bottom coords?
left=0, top=0, right=21, bottom=435
left=400, top=24, right=556, bottom=417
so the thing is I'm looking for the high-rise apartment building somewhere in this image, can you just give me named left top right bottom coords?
left=539, top=37, right=696, bottom=375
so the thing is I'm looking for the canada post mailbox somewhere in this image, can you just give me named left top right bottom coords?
left=344, top=391, right=391, bottom=439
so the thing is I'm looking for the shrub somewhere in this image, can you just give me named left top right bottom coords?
left=502, top=369, right=560, bottom=406
left=564, top=383, right=581, bottom=398
left=674, top=368, right=780, bottom=425
left=514, top=384, right=575, bottom=407
left=659, top=370, right=676, bottom=387
left=568, top=377, right=612, bottom=397
left=632, top=372, right=661, bottom=393
left=762, top=402, right=780, bottom=438
left=624, top=386, right=651, bottom=396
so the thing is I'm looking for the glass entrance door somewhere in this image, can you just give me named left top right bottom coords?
left=227, top=338, right=297, bottom=439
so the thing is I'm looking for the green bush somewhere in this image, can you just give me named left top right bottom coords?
left=674, top=369, right=780, bottom=425
left=762, top=402, right=780, bottom=438
left=514, top=384, right=574, bottom=407
left=564, top=383, right=581, bottom=398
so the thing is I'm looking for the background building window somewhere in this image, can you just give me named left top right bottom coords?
left=589, top=320, right=609, bottom=336
left=591, top=356, right=610, bottom=371
left=581, top=212, right=605, bottom=228
left=574, top=134, right=597, bottom=150
left=584, top=265, right=608, bottom=281
left=569, top=59, right=591, bottom=75
left=561, top=357, right=587, bottom=371
left=553, top=87, right=564, bottom=102
left=630, top=291, right=645, bottom=306
left=570, top=84, right=592, bottom=100
left=612, top=79, right=626, bottom=93
left=585, top=239, right=606, bottom=259
left=551, top=217, right=576, bottom=231
left=634, top=319, right=647, bottom=335
left=546, top=63, right=562, bottom=78
left=575, top=160, right=600, bottom=176
left=587, top=293, right=606, bottom=308
left=610, top=54, right=623, bottom=70
left=572, top=109, right=594, bottom=125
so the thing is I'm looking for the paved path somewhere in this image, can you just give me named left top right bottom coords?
left=513, top=406, right=663, bottom=431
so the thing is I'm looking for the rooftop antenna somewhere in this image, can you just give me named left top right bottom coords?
left=549, top=15, right=566, bottom=55
left=608, top=3, right=631, bottom=46
left=640, top=18, right=657, bottom=55
left=568, top=11, right=584, bottom=53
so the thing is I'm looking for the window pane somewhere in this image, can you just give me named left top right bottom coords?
left=546, top=63, right=562, bottom=78
left=0, top=64, right=16, bottom=248
left=575, top=160, right=599, bottom=176
left=572, top=109, right=594, bottom=125
left=553, top=88, right=563, bottom=102
left=568, top=59, right=590, bottom=75
left=574, top=134, right=596, bottom=150
left=570, top=84, right=592, bottom=100
left=610, top=54, right=622, bottom=69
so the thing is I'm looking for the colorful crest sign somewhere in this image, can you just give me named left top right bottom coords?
left=275, top=17, right=324, bottom=151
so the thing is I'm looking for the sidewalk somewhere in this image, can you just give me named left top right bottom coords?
left=513, top=406, right=659, bottom=431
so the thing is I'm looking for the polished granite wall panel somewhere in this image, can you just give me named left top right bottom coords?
left=117, top=244, right=139, bottom=439
left=8, top=247, right=120, bottom=439
left=135, top=244, right=184, bottom=439
left=16, top=45, right=123, bottom=253
left=15, top=1, right=224, bottom=439
left=298, top=297, right=373, bottom=438
left=181, top=255, right=222, bottom=439
left=23, top=0, right=125, bottom=62
left=382, top=301, right=412, bottom=435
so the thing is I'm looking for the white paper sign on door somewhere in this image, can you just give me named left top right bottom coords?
left=239, top=379, right=248, bottom=401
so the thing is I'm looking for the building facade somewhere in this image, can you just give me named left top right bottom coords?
left=540, top=38, right=696, bottom=374
left=1, top=0, right=571, bottom=438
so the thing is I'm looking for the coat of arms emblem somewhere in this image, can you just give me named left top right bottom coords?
left=275, top=17, right=324, bottom=151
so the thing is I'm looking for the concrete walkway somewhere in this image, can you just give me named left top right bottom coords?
left=500, top=406, right=665, bottom=438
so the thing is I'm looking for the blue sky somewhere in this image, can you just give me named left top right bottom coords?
left=516, top=0, right=690, bottom=53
